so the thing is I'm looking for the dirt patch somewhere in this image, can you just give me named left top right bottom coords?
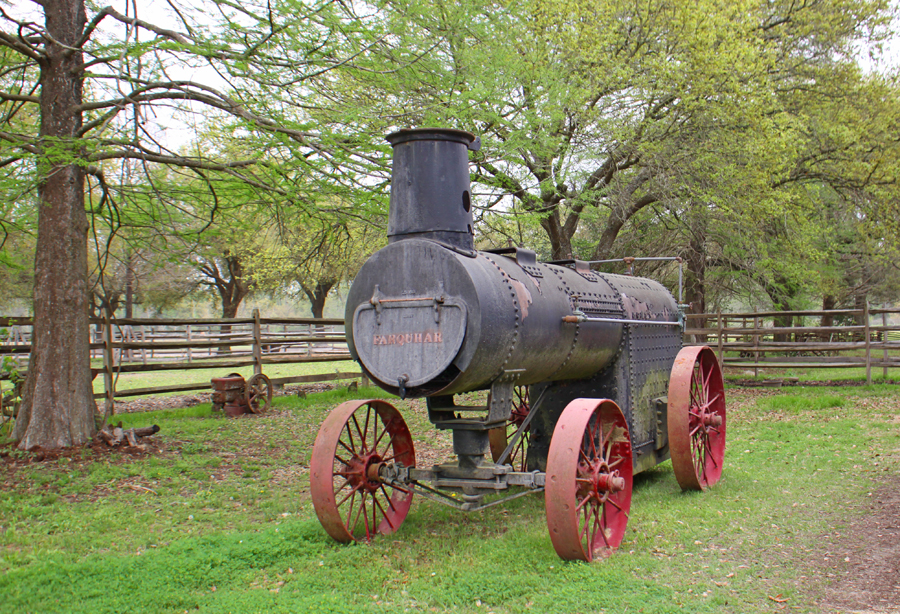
left=816, top=477, right=900, bottom=613
left=0, top=437, right=164, bottom=466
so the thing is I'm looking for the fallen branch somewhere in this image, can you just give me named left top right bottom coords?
left=96, top=423, right=160, bottom=449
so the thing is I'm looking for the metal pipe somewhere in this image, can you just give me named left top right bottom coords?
left=585, top=257, right=682, bottom=264
left=562, top=315, right=681, bottom=326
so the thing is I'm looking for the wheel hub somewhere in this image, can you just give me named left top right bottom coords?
left=577, top=460, right=626, bottom=503
left=343, top=452, right=384, bottom=494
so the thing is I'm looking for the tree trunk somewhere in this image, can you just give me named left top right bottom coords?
left=302, top=279, right=337, bottom=319
left=218, top=300, right=240, bottom=355
left=684, top=229, right=708, bottom=344
left=13, top=0, right=97, bottom=449
left=820, top=295, right=836, bottom=341
left=124, top=250, right=135, bottom=319
left=539, top=210, right=573, bottom=260
left=767, top=275, right=798, bottom=343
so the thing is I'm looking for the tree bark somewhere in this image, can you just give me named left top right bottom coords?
left=820, top=295, right=836, bottom=341
left=302, top=279, right=337, bottom=319
left=684, top=223, right=708, bottom=343
left=13, top=0, right=97, bottom=449
left=124, top=250, right=135, bottom=319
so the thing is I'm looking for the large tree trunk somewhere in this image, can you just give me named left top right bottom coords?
left=13, top=0, right=97, bottom=449
left=302, top=279, right=337, bottom=319
left=684, top=226, right=708, bottom=344
left=820, top=295, right=836, bottom=342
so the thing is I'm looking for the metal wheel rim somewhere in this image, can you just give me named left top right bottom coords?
left=668, top=346, right=726, bottom=491
left=245, top=373, right=272, bottom=414
left=545, top=398, right=633, bottom=561
left=310, top=399, right=415, bottom=543
left=488, top=386, right=531, bottom=471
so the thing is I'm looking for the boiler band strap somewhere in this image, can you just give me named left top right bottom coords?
left=562, top=315, right=681, bottom=326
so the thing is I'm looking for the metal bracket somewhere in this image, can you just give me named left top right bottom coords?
left=484, top=247, right=543, bottom=278
left=486, top=369, right=524, bottom=426
left=544, top=259, right=599, bottom=282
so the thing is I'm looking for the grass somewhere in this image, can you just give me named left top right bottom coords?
left=1, top=384, right=898, bottom=613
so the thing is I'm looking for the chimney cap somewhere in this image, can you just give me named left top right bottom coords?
left=386, top=127, right=478, bottom=150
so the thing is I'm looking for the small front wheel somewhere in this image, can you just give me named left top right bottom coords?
left=310, top=400, right=415, bottom=542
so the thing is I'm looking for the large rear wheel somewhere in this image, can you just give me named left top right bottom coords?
left=668, top=346, right=726, bottom=491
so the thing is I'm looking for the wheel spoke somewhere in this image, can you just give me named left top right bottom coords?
left=575, top=493, right=593, bottom=512
left=359, top=492, right=372, bottom=539
left=337, top=437, right=356, bottom=456
left=605, top=495, right=627, bottom=515
left=336, top=484, right=360, bottom=508
left=373, top=420, right=391, bottom=451
left=333, top=478, right=350, bottom=496
left=592, top=504, right=605, bottom=550
left=579, top=503, right=591, bottom=542
left=346, top=490, right=359, bottom=529
left=351, top=414, right=366, bottom=452
left=379, top=485, right=398, bottom=511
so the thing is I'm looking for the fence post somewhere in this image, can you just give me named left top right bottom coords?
left=252, top=308, right=263, bottom=376
left=864, top=300, right=872, bottom=385
left=753, top=316, right=760, bottom=378
left=186, top=325, right=192, bottom=364
left=883, top=310, right=889, bottom=380
left=716, top=309, right=724, bottom=368
left=102, top=307, right=116, bottom=417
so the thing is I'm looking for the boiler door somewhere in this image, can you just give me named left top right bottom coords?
left=352, top=298, right=467, bottom=388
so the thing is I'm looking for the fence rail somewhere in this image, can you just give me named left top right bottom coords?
left=1, top=310, right=361, bottom=413
left=685, top=305, right=900, bottom=383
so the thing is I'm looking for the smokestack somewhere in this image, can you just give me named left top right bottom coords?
left=385, top=128, right=480, bottom=250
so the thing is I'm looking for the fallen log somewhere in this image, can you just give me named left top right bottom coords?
left=97, top=423, right=160, bottom=449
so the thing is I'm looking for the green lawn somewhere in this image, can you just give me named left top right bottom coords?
left=1, top=384, right=898, bottom=613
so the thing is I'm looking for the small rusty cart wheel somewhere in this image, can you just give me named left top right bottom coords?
left=488, top=385, right=532, bottom=471
left=668, top=346, right=726, bottom=491
left=245, top=373, right=272, bottom=414
left=545, top=398, right=633, bottom=561
left=310, top=399, right=415, bottom=543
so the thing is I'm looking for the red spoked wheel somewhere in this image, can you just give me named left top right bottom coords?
left=488, top=386, right=532, bottom=471
left=545, top=398, right=633, bottom=561
left=310, top=399, right=415, bottom=542
left=668, top=346, right=726, bottom=491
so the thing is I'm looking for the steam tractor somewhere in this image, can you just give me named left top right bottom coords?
left=309, top=128, right=726, bottom=561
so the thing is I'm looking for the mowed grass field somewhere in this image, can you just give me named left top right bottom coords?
left=1, top=383, right=898, bottom=614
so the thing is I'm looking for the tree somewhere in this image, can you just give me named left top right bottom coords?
left=253, top=213, right=384, bottom=318
left=0, top=0, right=384, bottom=449
left=317, top=0, right=895, bottom=318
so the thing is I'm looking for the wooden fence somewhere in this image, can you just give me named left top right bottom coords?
left=0, top=309, right=361, bottom=411
left=685, top=306, right=900, bottom=384
left=2, top=306, right=897, bottom=410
